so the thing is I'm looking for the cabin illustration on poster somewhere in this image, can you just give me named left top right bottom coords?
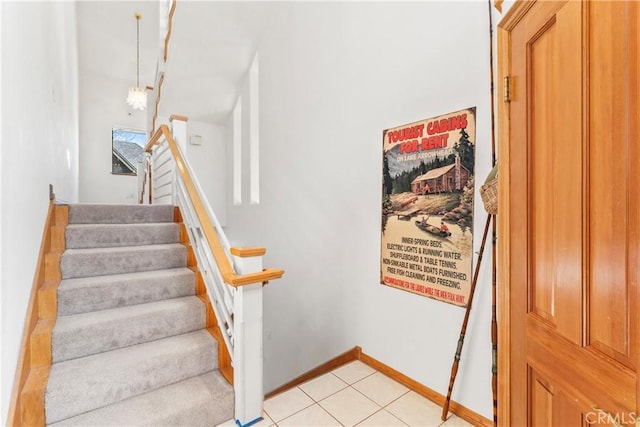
left=380, top=107, right=476, bottom=307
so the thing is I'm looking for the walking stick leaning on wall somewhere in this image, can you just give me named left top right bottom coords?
left=441, top=215, right=493, bottom=421
left=441, top=0, right=499, bottom=423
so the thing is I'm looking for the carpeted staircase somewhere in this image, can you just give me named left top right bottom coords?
left=44, top=204, right=234, bottom=426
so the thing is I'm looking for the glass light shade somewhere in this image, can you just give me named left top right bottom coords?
left=126, top=87, right=147, bottom=110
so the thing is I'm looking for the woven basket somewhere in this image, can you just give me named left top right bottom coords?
left=480, top=164, right=498, bottom=215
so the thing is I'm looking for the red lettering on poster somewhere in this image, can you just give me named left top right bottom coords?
left=420, top=133, right=449, bottom=151
left=426, top=114, right=468, bottom=135
left=387, top=124, right=425, bottom=144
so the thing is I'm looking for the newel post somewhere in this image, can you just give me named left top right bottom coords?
left=231, top=247, right=265, bottom=427
left=169, top=114, right=188, bottom=151
left=169, top=115, right=188, bottom=205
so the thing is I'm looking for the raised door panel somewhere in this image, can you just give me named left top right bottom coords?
left=530, top=369, right=586, bottom=426
left=528, top=1, right=583, bottom=345
left=531, top=370, right=553, bottom=427
left=588, top=0, right=637, bottom=370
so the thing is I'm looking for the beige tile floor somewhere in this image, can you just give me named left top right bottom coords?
left=217, top=361, right=474, bottom=427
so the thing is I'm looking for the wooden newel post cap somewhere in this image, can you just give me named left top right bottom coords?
left=230, top=247, right=266, bottom=258
left=169, top=114, right=188, bottom=123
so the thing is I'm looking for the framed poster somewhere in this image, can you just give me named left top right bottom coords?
left=380, top=107, right=476, bottom=307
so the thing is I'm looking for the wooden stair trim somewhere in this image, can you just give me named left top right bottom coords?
left=30, top=319, right=55, bottom=367
left=197, top=295, right=217, bottom=329
left=169, top=114, right=188, bottom=123
left=20, top=366, right=51, bottom=427
left=219, top=367, right=234, bottom=385
left=230, top=247, right=266, bottom=258
left=207, top=326, right=234, bottom=385
left=38, top=280, right=59, bottom=320
left=7, top=203, right=66, bottom=427
left=173, top=206, right=183, bottom=223
left=184, top=243, right=197, bottom=268
left=44, top=252, right=62, bottom=282
left=179, top=222, right=189, bottom=244
left=176, top=207, right=233, bottom=384
left=190, top=266, right=206, bottom=296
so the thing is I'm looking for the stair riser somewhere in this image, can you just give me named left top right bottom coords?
left=65, top=224, right=180, bottom=249
left=45, top=204, right=233, bottom=426
left=48, top=372, right=234, bottom=427
left=60, top=246, right=186, bottom=279
left=53, top=297, right=206, bottom=363
left=45, top=331, right=218, bottom=424
left=68, top=204, right=175, bottom=224
left=57, top=269, right=196, bottom=316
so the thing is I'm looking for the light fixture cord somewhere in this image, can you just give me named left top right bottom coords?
left=136, top=15, right=140, bottom=88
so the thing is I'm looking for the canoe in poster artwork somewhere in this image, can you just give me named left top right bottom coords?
left=414, top=220, right=451, bottom=238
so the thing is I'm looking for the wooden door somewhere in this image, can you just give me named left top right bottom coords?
left=498, top=1, right=639, bottom=425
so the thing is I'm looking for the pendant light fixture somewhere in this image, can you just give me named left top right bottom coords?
left=126, top=13, right=146, bottom=110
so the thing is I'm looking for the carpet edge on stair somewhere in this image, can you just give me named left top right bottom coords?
left=45, top=330, right=219, bottom=424
left=46, top=203, right=233, bottom=426
left=52, top=296, right=206, bottom=363
left=47, top=371, right=234, bottom=427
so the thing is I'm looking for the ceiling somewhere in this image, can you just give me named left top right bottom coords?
left=77, top=1, right=273, bottom=125
left=77, top=1, right=159, bottom=90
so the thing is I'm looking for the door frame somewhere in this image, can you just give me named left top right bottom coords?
left=496, top=2, right=539, bottom=426
left=497, top=2, right=640, bottom=426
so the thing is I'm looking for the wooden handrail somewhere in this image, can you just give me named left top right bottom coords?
left=151, top=73, right=165, bottom=135
left=150, top=0, right=175, bottom=134
left=145, top=125, right=284, bottom=287
left=164, top=0, right=177, bottom=63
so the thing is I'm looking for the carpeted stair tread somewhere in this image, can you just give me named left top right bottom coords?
left=45, top=330, right=218, bottom=424
left=65, top=223, right=180, bottom=249
left=48, top=203, right=233, bottom=426
left=52, top=296, right=206, bottom=362
left=57, top=268, right=195, bottom=316
left=61, top=244, right=186, bottom=279
left=68, top=204, right=175, bottom=224
left=48, top=371, right=233, bottom=427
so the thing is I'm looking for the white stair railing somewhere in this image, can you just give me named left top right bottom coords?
left=140, top=117, right=283, bottom=427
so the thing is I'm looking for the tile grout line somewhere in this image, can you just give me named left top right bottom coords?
left=272, top=401, right=344, bottom=427
left=309, top=365, right=382, bottom=427
left=301, top=372, right=351, bottom=404
left=355, top=406, right=410, bottom=427
left=266, top=387, right=317, bottom=427
left=352, top=371, right=414, bottom=426
left=296, top=384, right=346, bottom=426
left=332, top=367, right=385, bottom=426
left=263, top=362, right=467, bottom=427
left=295, top=366, right=381, bottom=426
left=378, top=389, right=412, bottom=425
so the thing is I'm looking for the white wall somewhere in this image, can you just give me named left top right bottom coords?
left=185, top=120, right=228, bottom=226
left=236, top=62, right=256, bottom=207
left=224, top=1, right=496, bottom=419
left=78, top=70, right=146, bottom=203
left=152, top=115, right=229, bottom=224
left=0, top=1, right=79, bottom=422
